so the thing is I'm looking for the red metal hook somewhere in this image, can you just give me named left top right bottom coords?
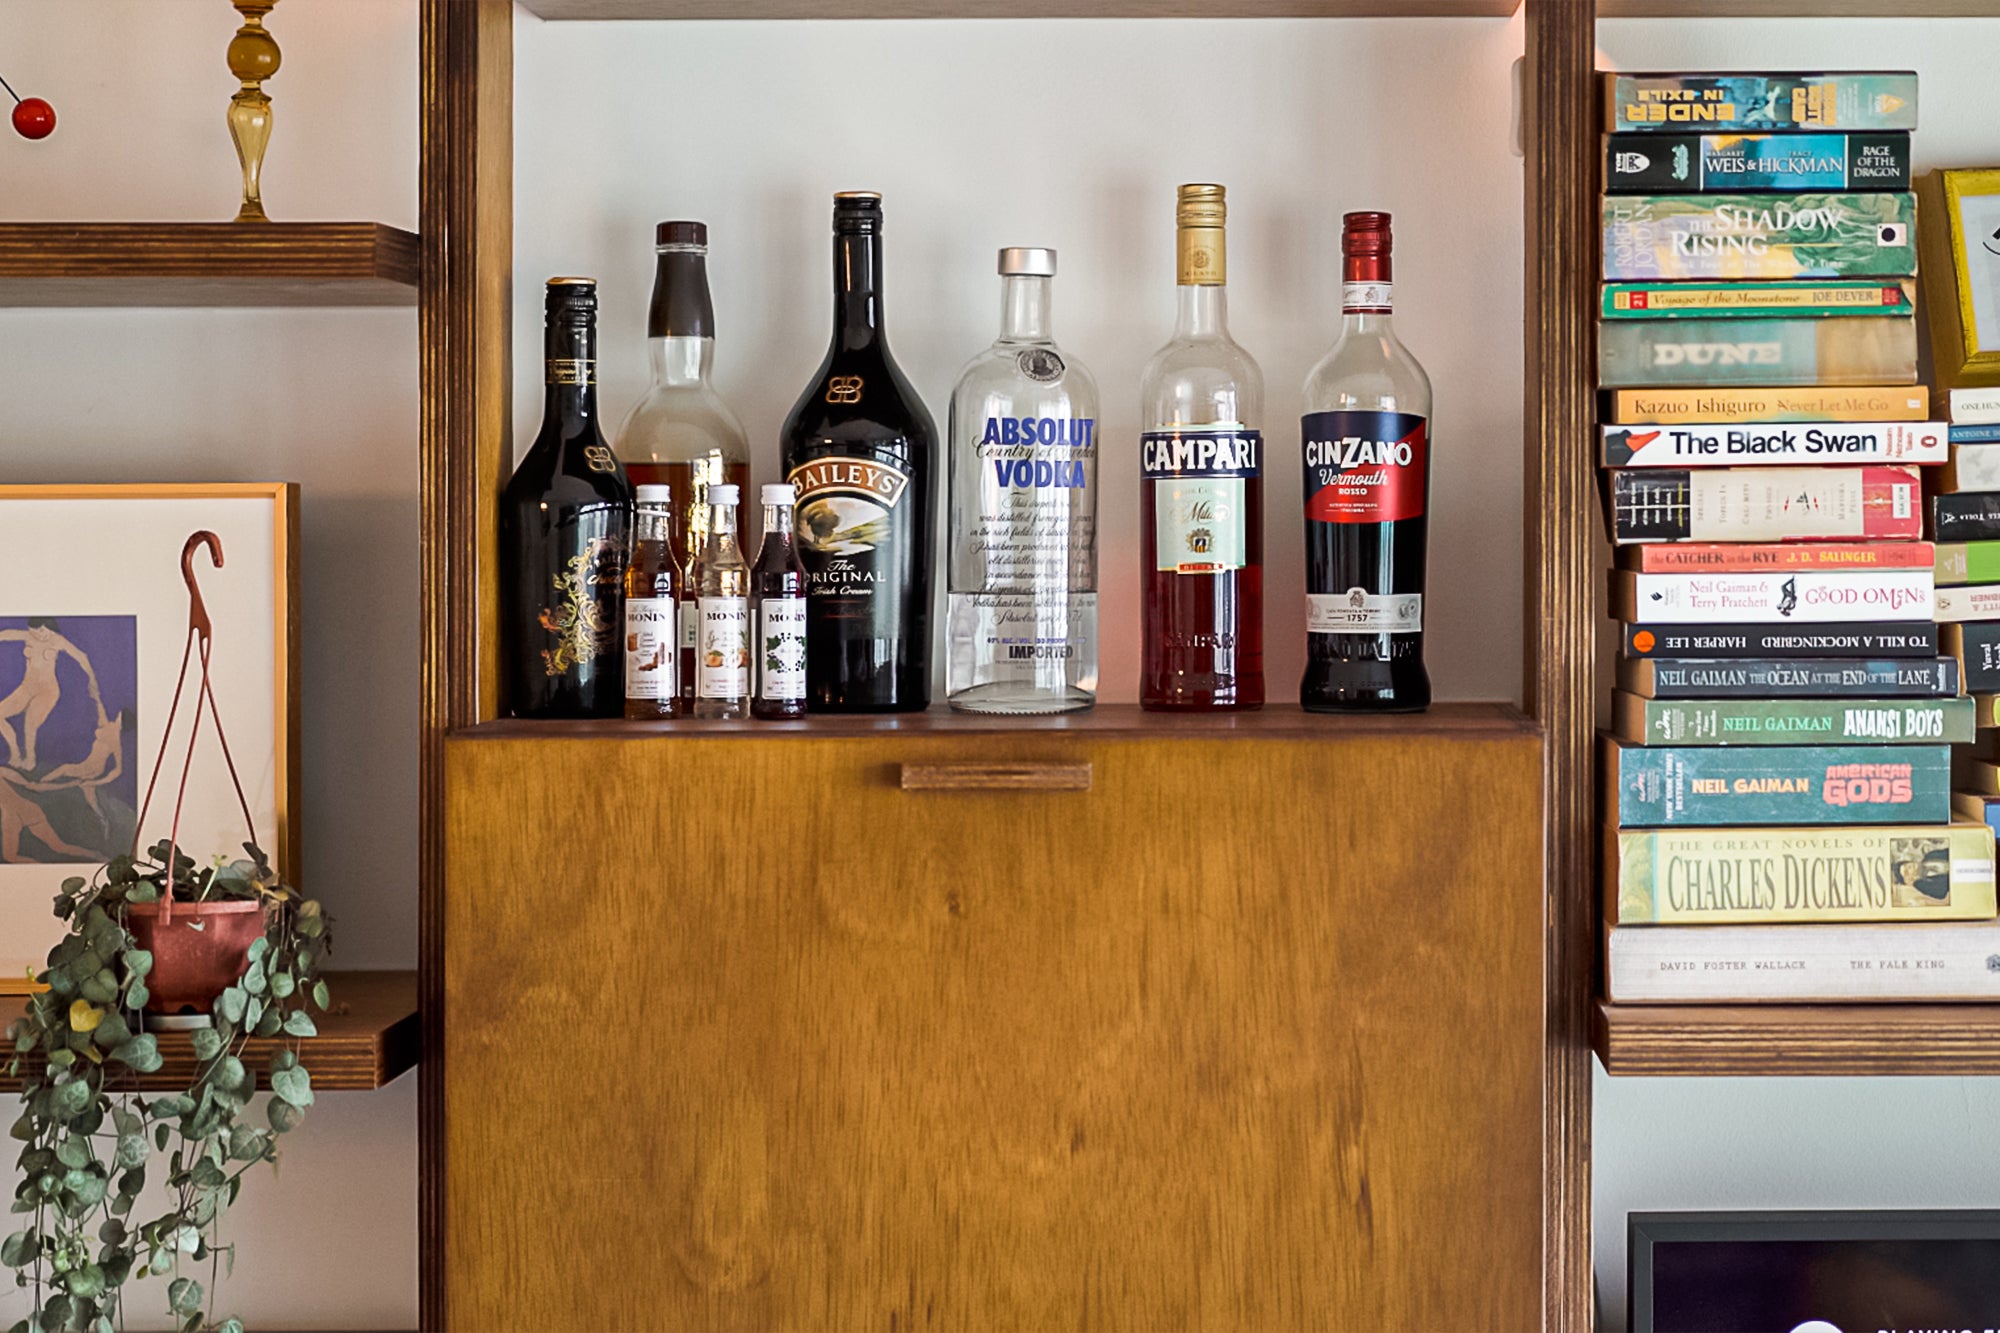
left=181, top=531, right=223, bottom=647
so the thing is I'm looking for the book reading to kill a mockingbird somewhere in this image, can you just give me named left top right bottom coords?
left=1605, top=385, right=1929, bottom=424
left=1608, top=466, right=1921, bottom=543
left=1608, top=821, right=1996, bottom=925
left=1605, top=737, right=1952, bottom=826
left=1618, top=655, right=1958, bottom=699
left=1612, top=693, right=1974, bottom=746
left=1619, top=541, right=1935, bottom=572
left=1607, top=919, right=2000, bottom=1003
left=1601, top=421, right=1944, bottom=468
left=1610, top=568, right=1934, bottom=625
left=1621, top=622, right=1940, bottom=661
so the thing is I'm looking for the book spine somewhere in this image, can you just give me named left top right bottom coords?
left=1610, top=466, right=1921, bottom=543
left=1945, top=444, right=2000, bottom=492
left=1623, top=624, right=1941, bottom=662
left=1951, top=425, right=2000, bottom=443
left=1932, top=493, right=2000, bottom=542
left=1602, top=421, right=1944, bottom=467
left=1953, top=792, right=2000, bottom=841
left=1607, top=922, right=2000, bottom=1002
left=1949, top=387, right=2000, bottom=424
left=1609, top=740, right=1953, bottom=826
left=1602, top=193, right=1918, bottom=281
left=1604, top=73, right=1921, bottom=134
left=1599, top=315, right=1918, bottom=388
left=1944, top=623, right=2000, bottom=692
left=1934, top=542, right=2000, bottom=586
left=1935, top=584, right=2000, bottom=623
left=1604, top=132, right=1912, bottom=193
left=1624, top=655, right=1956, bottom=698
left=1602, top=280, right=1915, bottom=319
left=1618, top=695, right=1973, bottom=745
left=1624, top=541, right=1935, bottom=572
left=1614, top=569, right=1934, bottom=624
left=1607, top=385, right=1930, bottom=424
left=1611, top=822, right=1995, bottom=924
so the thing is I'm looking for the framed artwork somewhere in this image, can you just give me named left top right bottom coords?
left=1919, top=168, right=2000, bottom=389
left=0, top=484, right=299, bottom=993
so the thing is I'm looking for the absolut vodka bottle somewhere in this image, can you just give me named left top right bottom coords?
left=946, top=247, right=1099, bottom=713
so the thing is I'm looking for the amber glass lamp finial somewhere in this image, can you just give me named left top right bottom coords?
left=226, top=0, right=281, bottom=222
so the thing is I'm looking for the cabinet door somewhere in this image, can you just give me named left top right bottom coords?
left=444, top=714, right=1542, bottom=1332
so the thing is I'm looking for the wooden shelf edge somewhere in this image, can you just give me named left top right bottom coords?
left=1594, top=999, right=2000, bottom=1077
left=451, top=700, right=1542, bottom=742
left=521, top=0, right=1521, bottom=18
left=0, top=222, right=420, bottom=308
left=1601, top=1, right=2000, bottom=16
left=8, top=970, right=419, bottom=1092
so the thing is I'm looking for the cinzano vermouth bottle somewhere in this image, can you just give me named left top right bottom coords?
left=946, top=247, right=1100, bottom=714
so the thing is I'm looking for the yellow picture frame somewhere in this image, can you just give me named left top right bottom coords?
left=1921, top=168, right=2000, bottom=391
left=0, top=483, right=299, bottom=995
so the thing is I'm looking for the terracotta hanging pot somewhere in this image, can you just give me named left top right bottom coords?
left=124, top=899, right=268, bottom=1015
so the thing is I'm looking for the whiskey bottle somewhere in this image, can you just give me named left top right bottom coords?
left=1300, top=212, right=1432, bottom=712
left=624, top=483, right=681, bottom=719
left=752, top=483, right=809, bottom=720
left=499, top=278, right=633, bottom=719
left=946, top=247, right=1099, bottom=714
left=694, top=484, right=751, bottom=719
left=614, top=221, right=750, bottom=707
left=781, top=192, right=938, bottom=713
left=1139, top=184, right=1265, bottom=711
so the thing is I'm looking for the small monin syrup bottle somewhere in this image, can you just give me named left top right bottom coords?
left=624, top=483, right=682, bottom=718
left=752, top=483, right=809, bottom=719
left=694, top=484, right=751, bottom=719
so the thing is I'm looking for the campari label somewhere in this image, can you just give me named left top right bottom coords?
left=1141, top=428, right=1259, bottom=574
left=1302, top=410, right=1428, bottom=524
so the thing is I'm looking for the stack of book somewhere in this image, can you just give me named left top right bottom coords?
left=1596, top=70, right=2000, bottom=1003
left=1938, top=389, right=2000, bottom=832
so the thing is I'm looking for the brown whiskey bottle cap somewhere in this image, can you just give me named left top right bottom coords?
left=656, top=221, right=707, bottom=247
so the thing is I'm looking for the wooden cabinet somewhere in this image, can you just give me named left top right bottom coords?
left=442, top=705, right=1542, bottom=1331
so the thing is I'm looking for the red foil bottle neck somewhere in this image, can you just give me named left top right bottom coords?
left=1341, top=211, right=1394, bottom=310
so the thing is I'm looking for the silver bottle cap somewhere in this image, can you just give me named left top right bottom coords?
left=999, top=247, right=1057, bottom=277
left=708, top=484, right=739, bottom=505
left=635, top=484, right=673, bottom=505
left=762, top=483, right=797, bottom=505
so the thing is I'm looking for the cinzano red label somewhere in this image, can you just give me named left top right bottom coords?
left=1302, top=410, right=1428, bottom=524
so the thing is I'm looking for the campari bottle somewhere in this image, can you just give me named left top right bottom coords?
left=1300, top=211, right=1432, bottom=712
left=1139, top=184, right=1264, bottom=711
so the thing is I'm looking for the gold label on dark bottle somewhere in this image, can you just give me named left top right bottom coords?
left=546, top=358, right=596, bottom=386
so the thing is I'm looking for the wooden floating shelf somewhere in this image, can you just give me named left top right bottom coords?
left=1595, top=999, right=2000, bottom=1078
left=456, top=700, right=1536, bottom=742
left=0, top=223, right=420, bottom=308
left=1600, top=0, right=2000, bottom=14
left=8, top=970, right=419, bottom=1092
left=521, top=0, right=1520, bottom=19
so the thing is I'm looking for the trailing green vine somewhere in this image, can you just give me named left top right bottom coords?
left=5, top=842, right=333, bottom=1333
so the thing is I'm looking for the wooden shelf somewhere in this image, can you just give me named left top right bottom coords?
left=9, top=970, right=419, bottom=1091
left=1600, top=1, right=2000, bottom=15
left=455, top=700, right=1537, bottom=743
left=0, top=223, right=420, bottom=308
left=1594, top=999, right=2000, bottom=1077
left=521, top=0, right=1520, bottom=18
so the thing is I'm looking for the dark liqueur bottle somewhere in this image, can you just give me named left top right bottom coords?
left=752, top=482, right=809, bottom=719
left=1300, top=212, right=1432, bottom=712
left=780, top=192, right=938, bottom=713
left=500, top=278, right=634, bottom=719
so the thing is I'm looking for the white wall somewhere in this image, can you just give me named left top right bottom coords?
left=1592, top=17, right=2000, bottom=1329
left=512, top=11, right=1528, bottom=704
left=0, top=1, right=418, bottom=1328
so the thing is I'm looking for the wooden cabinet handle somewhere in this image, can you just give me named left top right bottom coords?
left=899, top=761, right=1092, bottom=792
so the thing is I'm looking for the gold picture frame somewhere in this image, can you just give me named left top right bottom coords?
left=1920, top=168, right=2000, bottom=391
left=0, top=483, right=299, bottom=994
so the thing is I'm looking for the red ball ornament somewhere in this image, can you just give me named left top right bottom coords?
left=12, top=97, right=55, bottom=141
